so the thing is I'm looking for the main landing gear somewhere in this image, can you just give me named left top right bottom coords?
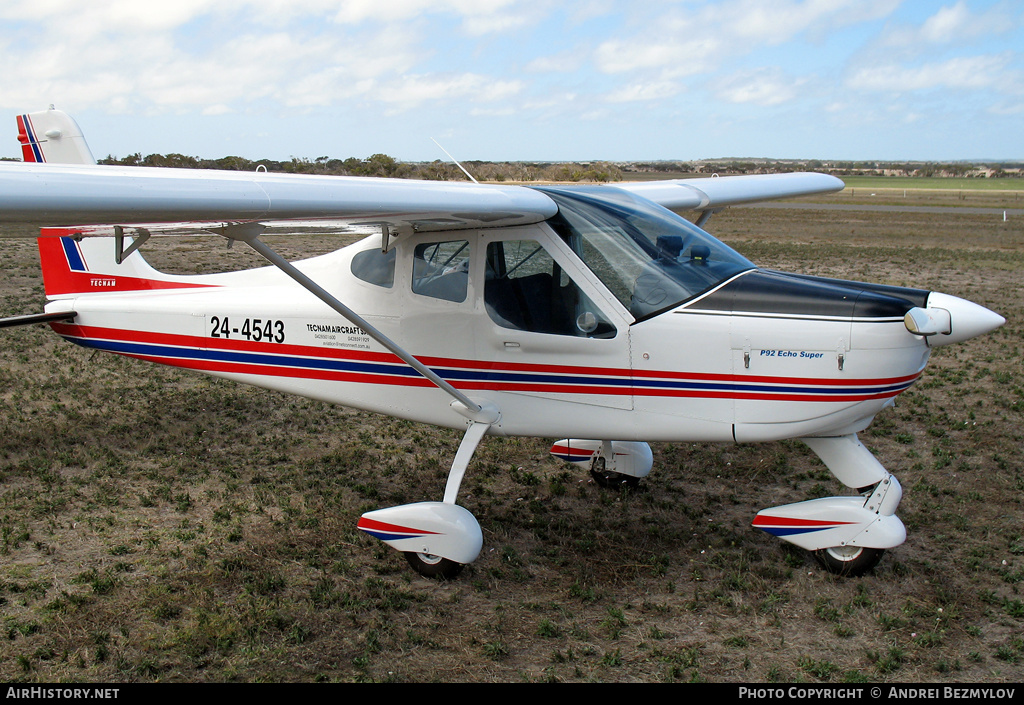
left=357, top=406, right=497, bottom=579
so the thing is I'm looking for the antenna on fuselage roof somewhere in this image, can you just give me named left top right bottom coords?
left=431, top=137, right=479, bottom=184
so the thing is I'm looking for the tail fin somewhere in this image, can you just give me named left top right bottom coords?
left=37, top=232, right=215, bottom=298
left=17, top=106, right=96, bottom=164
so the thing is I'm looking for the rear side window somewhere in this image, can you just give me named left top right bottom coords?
left=351, top=247, right=396, bottom=288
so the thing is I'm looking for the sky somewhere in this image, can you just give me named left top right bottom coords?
left=0, top=0, right=1021, bottom=163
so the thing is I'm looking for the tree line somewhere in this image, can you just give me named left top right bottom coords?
left=97, top=152, right=626, bottom=182
left=33, top=152, right=1015, bottom=181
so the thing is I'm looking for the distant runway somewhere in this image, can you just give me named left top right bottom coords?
left=738, top=202, right=1024, bottom=216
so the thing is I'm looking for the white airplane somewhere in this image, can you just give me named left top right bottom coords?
left=0, top=107, right=1004, bottom=578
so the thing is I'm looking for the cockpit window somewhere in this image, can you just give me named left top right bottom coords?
left=412, top=239, right=470, bottom=303
left=536, top=187, right=755, bottom=321
left=485, top=239, right=615, bottom=338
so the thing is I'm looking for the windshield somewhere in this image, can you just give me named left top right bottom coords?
left=536, top=186, right=755, bottom=321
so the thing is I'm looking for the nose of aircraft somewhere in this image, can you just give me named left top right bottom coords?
left=909, top=291, right=1005, bottom=347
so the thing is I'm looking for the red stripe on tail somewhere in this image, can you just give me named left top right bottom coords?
left=37, top=234, right=216, bottom=297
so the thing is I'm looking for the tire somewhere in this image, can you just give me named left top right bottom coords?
left=404, top=551, right=465, bottom=579
left=589, top=467, right=641, bottom=489
left=814, top=545, right=885, bottom=577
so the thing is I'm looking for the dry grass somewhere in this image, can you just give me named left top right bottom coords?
left=0, top=204, right=1022, bottom=683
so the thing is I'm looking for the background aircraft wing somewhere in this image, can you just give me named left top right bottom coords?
left=616, top=172, right=843, bottom=213
left=0, top=162, right=558, bottom=235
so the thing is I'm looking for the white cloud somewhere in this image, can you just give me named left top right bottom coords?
left=717, top=69, right=805, bottom=106
left=593, top=38, right=720, bottom=77
left=921, top=2, right=975, bottom=43
left=880, top=0, right=1022, bottom=50
left=372, top=73, right=524, bottom=111
left=604, top=81, right=682, bottom=103
left=711, top=0, right=901, bottom=46
left=0, top=0, right=1019, bottom=162
left=525, top=50, right=584, bottom=74
left=329, top=0, right=536, bottom=35
left=591, top=0, right=901, bottom=81
left=847, top=54, right=1016, bottom=92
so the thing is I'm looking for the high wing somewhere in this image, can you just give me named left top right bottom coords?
left=0, top=161, right=557, bottom=234
left=616, top=172, right=843, bottom=215
left=0, top=161, right=842, bottom=236
left=3, top=106, right=843, bottom=234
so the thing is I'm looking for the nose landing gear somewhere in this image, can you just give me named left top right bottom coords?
left=753, top=434, right=904, bottom=576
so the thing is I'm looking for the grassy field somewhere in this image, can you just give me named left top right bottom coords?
left=839, top=176, right=1024, bottom=192
left=616, top=172, right=1024, bottom=209
left=0, top=203, right=1022, bottom=683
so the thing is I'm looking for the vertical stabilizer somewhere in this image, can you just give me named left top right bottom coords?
left=17, top=106, right=96, bottom=164
left=37, top=233, right=216, bottom=298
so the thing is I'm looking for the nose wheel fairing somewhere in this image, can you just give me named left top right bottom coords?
left=752, top=486, right=906, bottom=552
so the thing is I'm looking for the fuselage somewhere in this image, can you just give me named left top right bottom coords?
left=42, top=187, right=944, bottom=445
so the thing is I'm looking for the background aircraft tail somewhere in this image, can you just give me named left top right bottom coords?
left=17, top=106, right=96, bottom=164
left=38, top=232, right=214, bottom=298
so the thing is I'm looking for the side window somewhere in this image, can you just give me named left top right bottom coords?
left=412, top=240, right=471, bottom=303
left=485, top=240, right=615, bottom=338
left=351, top=247, right=396, bottom=288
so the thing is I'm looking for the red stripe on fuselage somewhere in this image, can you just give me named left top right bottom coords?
left=50, top=322, right=921, bottom=401
left=51, top=323, right=920, bottom=388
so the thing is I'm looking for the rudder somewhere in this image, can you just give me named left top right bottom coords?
left=17, top=106, right=96, bottom=165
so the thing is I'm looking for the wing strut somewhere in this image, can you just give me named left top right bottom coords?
left=228, top=225, right=485, bottom=416
left=114, top=226, right=151, bottom=264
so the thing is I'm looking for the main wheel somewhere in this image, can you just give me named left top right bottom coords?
left=588, top=457, right=642, bottom=489
left=589, top=467, right=641, bottom=488
left=404, top=551, right=465, bottom=579
left=814, top=545, right=885, bottom=577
